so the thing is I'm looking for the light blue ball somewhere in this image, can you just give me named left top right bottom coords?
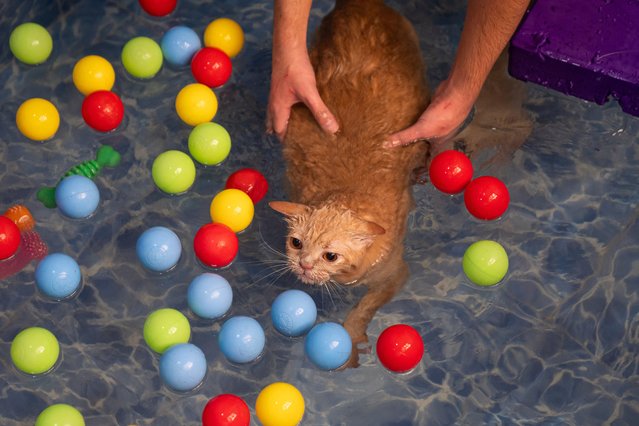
left=305, top=322, right=352, bottom=370
left=187, top=273, right=233, bottom=319
left=271, top=289, right=317, bottom=337
left=136, top=226, right=182, bottom=272
left=218, top=316, right=265, bottom=364
left=35, top=253, right=82, bottom=300
left=55, top=175, right=100, bottom=219
left=161, top=26, right=201, bottom=67
left=159, top=343, right=207, bottom=392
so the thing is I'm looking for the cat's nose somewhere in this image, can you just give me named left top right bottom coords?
left=299, top=261, right=313, bottom=271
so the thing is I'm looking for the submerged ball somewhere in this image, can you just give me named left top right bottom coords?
left=121, top=36, right=163, bottom=79
left=151, top=150, right=196, bottom=194
left=11, top=327, right=60, bottom=375
left=136, top=226, right=182, bottom=272
left=376, top=324, right=424, bottom=373
left=203, top=18, right=244, bottom=58
left=10, top=22, right=53, bottom=65
left=16, top=98, right=60, bottom=141
left=187, top=273, right=233, bottom=319
left=304, top=322, right=352, bottom=370
left=464, top=176, right=510, bottom=220
left=255, top=382, right=305, bottom=426
left=271, top=289, right=317, bottom=337
left=191, top=47, right=232, bottom=88
left=143, top=308, right=191, bottom=354
left=55, top=175, right=100, bottom=219
left=218, top=316, right=265, bottom=364
left=462, top=240, right=509, bottom=286
left=35, top=253, right=82, bottom=300
left=139, top=0, right=177, bottom=17
left=73, top=55, right=115, bottom=95
left=81, top=90, right=124, bottom=132
left=175, top=83, right=218, bottom=126
left=202, top=394, right=250, bottom=426
left=160, top=343, right=207, bottom=392
left=0, top=216, right=21, bottom=260
left=161, top=25, right=201, bottom=67
left=35, top=404, right=85, bottom=426
left=193, top=223, right=239, bottom=269
left=209, top=189, right=254, bottom=233
left=429, top=150, right=473, bottom=194
left=225, top=168, right=269, bottom=204
left=188, top=122, right=231, bottom=166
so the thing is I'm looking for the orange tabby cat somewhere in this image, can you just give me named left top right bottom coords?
left=270, top=0, right=430, bottom=367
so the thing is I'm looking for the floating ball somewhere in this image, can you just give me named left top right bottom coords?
left=121, top=36, right=163, bottom=79
left=161, top=25, right=201, bottom=67
left=193, top=223, right=238, bottom=268
left=271, top=289, right=317, bottom=337
left=210, top=189, right=254, bottom=233
left=376, top=324, right=424, bottom=373
left=255, top=382, right=305, bottom=426
left=9, top=22, right=53, bottom=65
left=143, top=308, right=191, bottom=354
left=151, top=150, right=196, bottom=194
left=136, top=226, right=182, bottom=273
left=464, top=176, right=510, bottom=220
left=73, top=55, right=115, bottom=95
left=218, top=316, right=265, bottom=364
left=160, top=343, right=207, bottom=392
left=188, top=122, right=231, bottom=166
left=225, top=168, right=269, bottom=204
left=0, top=216, right=21, bottom=260
left=35, top=404, right=85, bottom=426
left=16, top=98, right=60, bottom=141
left=55, top=175, right=100, bottom=219
left=304, top=322, right=352, bottom=370
left=187, top=273, right=233, bottom=319
left=139, top=0, right=177, bottom=17
left=175, top=83, right=218, bottom=126
left=10, top=327, right=60, bottom=375
left=191, top=47, right=232, bottom=88
left=203, top=18, right=244, bottom=59
left=35, top=253, right=82, bottom=300
left=429, top=150, right=473, bottom=194
left=462, top=240, right=509, bottom=286
left=81, top=90, right=124, bottom=132
left=202, top=394, right=250, bottom=426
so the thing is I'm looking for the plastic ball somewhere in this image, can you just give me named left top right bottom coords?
left=202, top=394, right=250, bottom=426
left=255, top=382, right=305, bottom=426
left=143, top=308, right=191, bottom=354
left=462, top=240, right=509, bottom=286
left=161, top=25, right=201, bottom=67
left=187, top=273, right=233, bottom=319
left=188, top=122, right=231, bottom=166
left=35, top=253, right=82, bottom=300
left=151, top=150, right=196, bottom=194
left=139, top=0, right=177, bottom=17
left=376, top=324, right=424, bottom=373
left=55, top=175, right=100, bottom=219
left=81, top=90, right=124, bottom=132
left=218, top=316, right=265, bottom=364
left=429, top=150, right=473, bottom=194
left=209, top=189, right=254, bottom=233
left=72, top=55, right=115, bottom=95
left=10, top=327, right=60, bottom=375
left=136, top=226, right=182, bottom=273
left=121, top=36, right=163, bottom=79
left=159, top=343, right=207, bottom=392
left=225, top=168, right=269, bottom=204
left=191, top=47, right=232, bottom=88
left=304, top=322, right=352, bottom=370
left=464, top=176, right=510, bottom=220
left=35, top=404, right=85, bottom=426
left=193, top=223, right=239, bottom=268
left=16, top=98, right=60, bottom=141
left=203, top=18, right=244, bottom=59
left=271, top=289, right=317, bottom=337
left=175, top=83, right=218, bottom=126
left=9, top=22, right=53, bottom=65
left=0, top=216, right=21, bottom=260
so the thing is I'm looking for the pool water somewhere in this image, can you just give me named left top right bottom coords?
left=1, top=0, right=638, bottom=425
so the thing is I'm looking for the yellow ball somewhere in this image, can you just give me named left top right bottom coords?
left=203, top=18, right=244, bottom=58
left=256, top=382, right=305, bottom=426
left=175, top=83, right=218, bottom=126
left=72, top=55, right=115, bottom=95
left=210, top=188, right=254, bottom=233
left=16, top=98, right=60, bottom=141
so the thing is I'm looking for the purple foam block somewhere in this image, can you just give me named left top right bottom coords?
left=508, top=0, right=639, bottom=116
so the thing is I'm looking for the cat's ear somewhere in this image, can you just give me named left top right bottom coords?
left=353, top=217, right=385, bottom=247
left=269, top=201, right=311, bottom=217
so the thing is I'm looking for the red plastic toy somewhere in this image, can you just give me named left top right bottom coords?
left=202, top=394, right=250, bottom=426
left=376, top=324, right=424, bottom=373
left=463, top=176, right=510, bottom=220
left=139, top=0, right=177, bottom=17
left=191, top=47, right=232, bottom=88
left=225, top=168, right=269, bottom=204
left=81, top=90, right=124, bottom=132
left=428, top=150, right=473, bottom=194
left=0, top=216, right=20, bottom=260
left=193, top=223, right=238, bottom=268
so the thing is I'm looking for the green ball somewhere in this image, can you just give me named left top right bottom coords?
left=188, top=122, right=232, bottom=166
left=462, top=240, right=509, bottom=286
left=36, top=404, right=85, bottom=426
left=121, top=36, right=163, bottom=79
left=143, top=308, right=191, bottom=354
left=151, top=150, right=196, bottom=194
left=10, top=327, right=60, bottom=375
left=10, top=23, right=53, bottom=65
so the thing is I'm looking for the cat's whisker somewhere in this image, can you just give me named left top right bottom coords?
left=246, top=264, right=292, bottom=289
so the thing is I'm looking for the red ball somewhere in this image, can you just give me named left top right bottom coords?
left=193, top=223, right=238, bottom=268
left=138, top=0, right=177, bottom=17
left=225, top=168, right=269, bottom=204
left=463, top=176, right=510, bottom=220
left=202, top=394, right=250, bottom=426
left=0, top=216, right=21, bottom=260
left=191, top=47, right=232, bottom=88
left=81, top=90, right=124, bottom=132
left=376, top=324, right=424, bottom=373
left=428, top=150, right=473, bottom=194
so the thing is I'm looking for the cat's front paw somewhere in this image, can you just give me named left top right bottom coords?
left=342, top=333, right=370, bottom=369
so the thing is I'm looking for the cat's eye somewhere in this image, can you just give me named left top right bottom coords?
left=290, top=237, right=303, bottom=249
left=323, top=252, right=338, bottom=262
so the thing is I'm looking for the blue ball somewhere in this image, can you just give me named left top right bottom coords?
left=136, top=226, right=182, bottom=272
left=187, top=273, right=233, bottom=319
left=218, top=316, right=265, bottom=364
left=55, top=175, right=100, bottom=219
left=305, top=322, right=352, bottom=370
left=271, top=289, right=317, bottom=337
left=159, top=343, right=207, bottom=392
left=161, top=26, right=201, bottom=67
left=35, top=253, right=82, bottom=300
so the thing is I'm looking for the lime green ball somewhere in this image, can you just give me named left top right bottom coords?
left=121, top=36, right=163, bottom=79
left=36, top=404, right=85, bottom=426
left=151, top=150, right=196, bottom=194
left=462, top=240, right=509, bottom=286
left=10, top=23, right=53, bottom=65
left=188, top=122, right=232, bottom=166
left=10, top=327, right=60, bottom=375
left=143, top=308, right=191, bottom=354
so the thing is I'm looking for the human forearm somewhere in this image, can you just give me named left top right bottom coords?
left=273, top=0, right=313, bottom=59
